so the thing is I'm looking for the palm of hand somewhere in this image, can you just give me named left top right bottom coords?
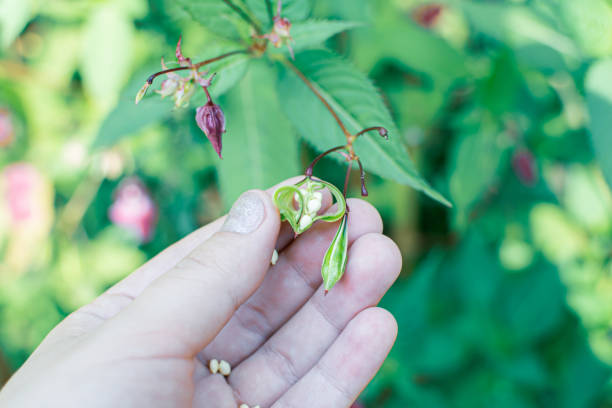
left=0, top=181, right=400, bottom=408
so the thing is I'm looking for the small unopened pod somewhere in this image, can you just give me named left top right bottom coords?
left=321, top=214, right=349, bottom=293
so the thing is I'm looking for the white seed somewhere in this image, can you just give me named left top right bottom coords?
left=208, top=359, right=219, bottom=374
left=219, top=359, right=231, bottom=376
left=299, top=214, right=313, bottom=230
left=307, top=197, right=322, bottom=214
left=239, top=404, right=249, bottom=408
left=312, top=191, right=323, bottom=201
left=270, top=249, right=279, bottom=265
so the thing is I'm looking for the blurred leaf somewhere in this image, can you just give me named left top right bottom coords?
left=288, top=20, right=361, bottom=53
left=81, top=4, right=133, bottom=108
left=560, top=0, right=612, bottom=58
left=449, top=114, right=510, bottom=223
left=459, top=2, right=579, bottom=62
left=530, top=204, right=588, bottom=265
left=217, top=60, right=299, bottom=206
left=586, top=59, right=612, bottom=191
left=0, top=0, right=32, bottom=50
left=175, top=0, right=251, bottom=40
left=495, top=260, right=565, bottom=345
left=277, top=49, right=450, bottom=206
left=92, top=65, right=173, bottom=149
left=245, top=0, right=311, bottom=27
left=352, top=3, right=467, bottom=90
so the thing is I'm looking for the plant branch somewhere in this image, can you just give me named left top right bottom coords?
left=343, top=160, right=353, bottom=197
left=146, top=50, right=248, bottom=84
left=222, top=0, right=263, bottom=34
left=283, top=58, right=352, bottom=138
left=305, top=145, right=347, bottom=178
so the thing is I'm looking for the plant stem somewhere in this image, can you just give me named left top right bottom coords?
left=283, top=58, right=352, bottom=138
left=343, top=160, right=353, bottom=197
left=357, top=158, right=368, bottom=196
left=354, top=126, right=389, bottom=139
left=222, top=0, right=263, bottom=34
left=305, top=145, right=347, bottom=178
left=147, top=50, right=247, bottom=84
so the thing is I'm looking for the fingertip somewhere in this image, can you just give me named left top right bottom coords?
left=353, top=307, right=398, bottom=347
left=346, top=198, right=383, bottom=236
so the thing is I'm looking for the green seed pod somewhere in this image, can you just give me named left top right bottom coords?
left=321, top=214, right=349, bottom=293
left=273, top=178, right=346, bottom=235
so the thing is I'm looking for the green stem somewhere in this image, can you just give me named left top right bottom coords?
left=222, top=0, right=263, bottom=34
left=282, top=57, right=352, bottom=138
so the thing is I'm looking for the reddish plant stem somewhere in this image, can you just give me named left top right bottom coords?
left=284, top=59, right=352, bottom=138
left=357, top=158, right=368, bottom=196
left=203, top=86, right=212, bottom=103
left=146, top=50, right=248, bottom=84
left=354, top=126, right=389, bottom=139
left=305, top=145, right=347, bottom=178
left=343, top=160, right=353, bottom=197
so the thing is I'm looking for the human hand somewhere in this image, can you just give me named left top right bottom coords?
left=0, top=177, right=402, bottom=408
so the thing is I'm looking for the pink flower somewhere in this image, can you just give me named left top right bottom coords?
left=109, top=178, right=157, bottom=243
left=3, top=163, right=45, bottom=223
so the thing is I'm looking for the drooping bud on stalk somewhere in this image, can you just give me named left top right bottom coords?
left=135, top=82, right=151, bottom=104
left=321, top=213, right=349, bottom=294
left=196, top=100, right=226, bottom=159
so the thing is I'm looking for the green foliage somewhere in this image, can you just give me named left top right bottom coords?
left=4, top=0, right=612, bottom=406
left=278, top=49, right=450, bottom=205
left=217, top=61, right=298, bottom=205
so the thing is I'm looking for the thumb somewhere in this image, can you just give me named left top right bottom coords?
left=105, top=190, right=280, bottom=356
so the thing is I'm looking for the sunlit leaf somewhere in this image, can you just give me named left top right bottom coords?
left=217, top=60, right=299, bottom=207
left=586, top=59, right=612, bottom=191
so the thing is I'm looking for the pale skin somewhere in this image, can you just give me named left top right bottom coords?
left=0, top=177, right=402, bottom=408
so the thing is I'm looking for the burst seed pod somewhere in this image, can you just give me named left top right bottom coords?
left=321, top=214, right=349, bottom=294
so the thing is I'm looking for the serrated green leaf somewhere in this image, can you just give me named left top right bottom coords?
left=288, top=19, right=361, bottom=53
left=245, top=0, right=311, bottom=27
left=585, top=59, right=612, bottom=191
left=277, top=49, right=450, bottom=206
left=175, top=0, right=251, bottom=40
left=217, top=60, right=299, bottom=207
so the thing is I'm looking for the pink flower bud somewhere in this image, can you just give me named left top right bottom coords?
left=512, top=149, right=538, bottom=186
left=196, top=101, right=226, bottom=159
left=0, top=109, right=15, bottom=147
left=109, top=178, right=157, bottom=243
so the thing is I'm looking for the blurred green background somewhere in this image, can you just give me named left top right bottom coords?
left=2, top=0, right=612, bottom=406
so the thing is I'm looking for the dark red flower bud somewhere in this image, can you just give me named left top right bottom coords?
left=196, top=101, right=226, bottom=159
left=512, top=149, right=538, bottom=186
